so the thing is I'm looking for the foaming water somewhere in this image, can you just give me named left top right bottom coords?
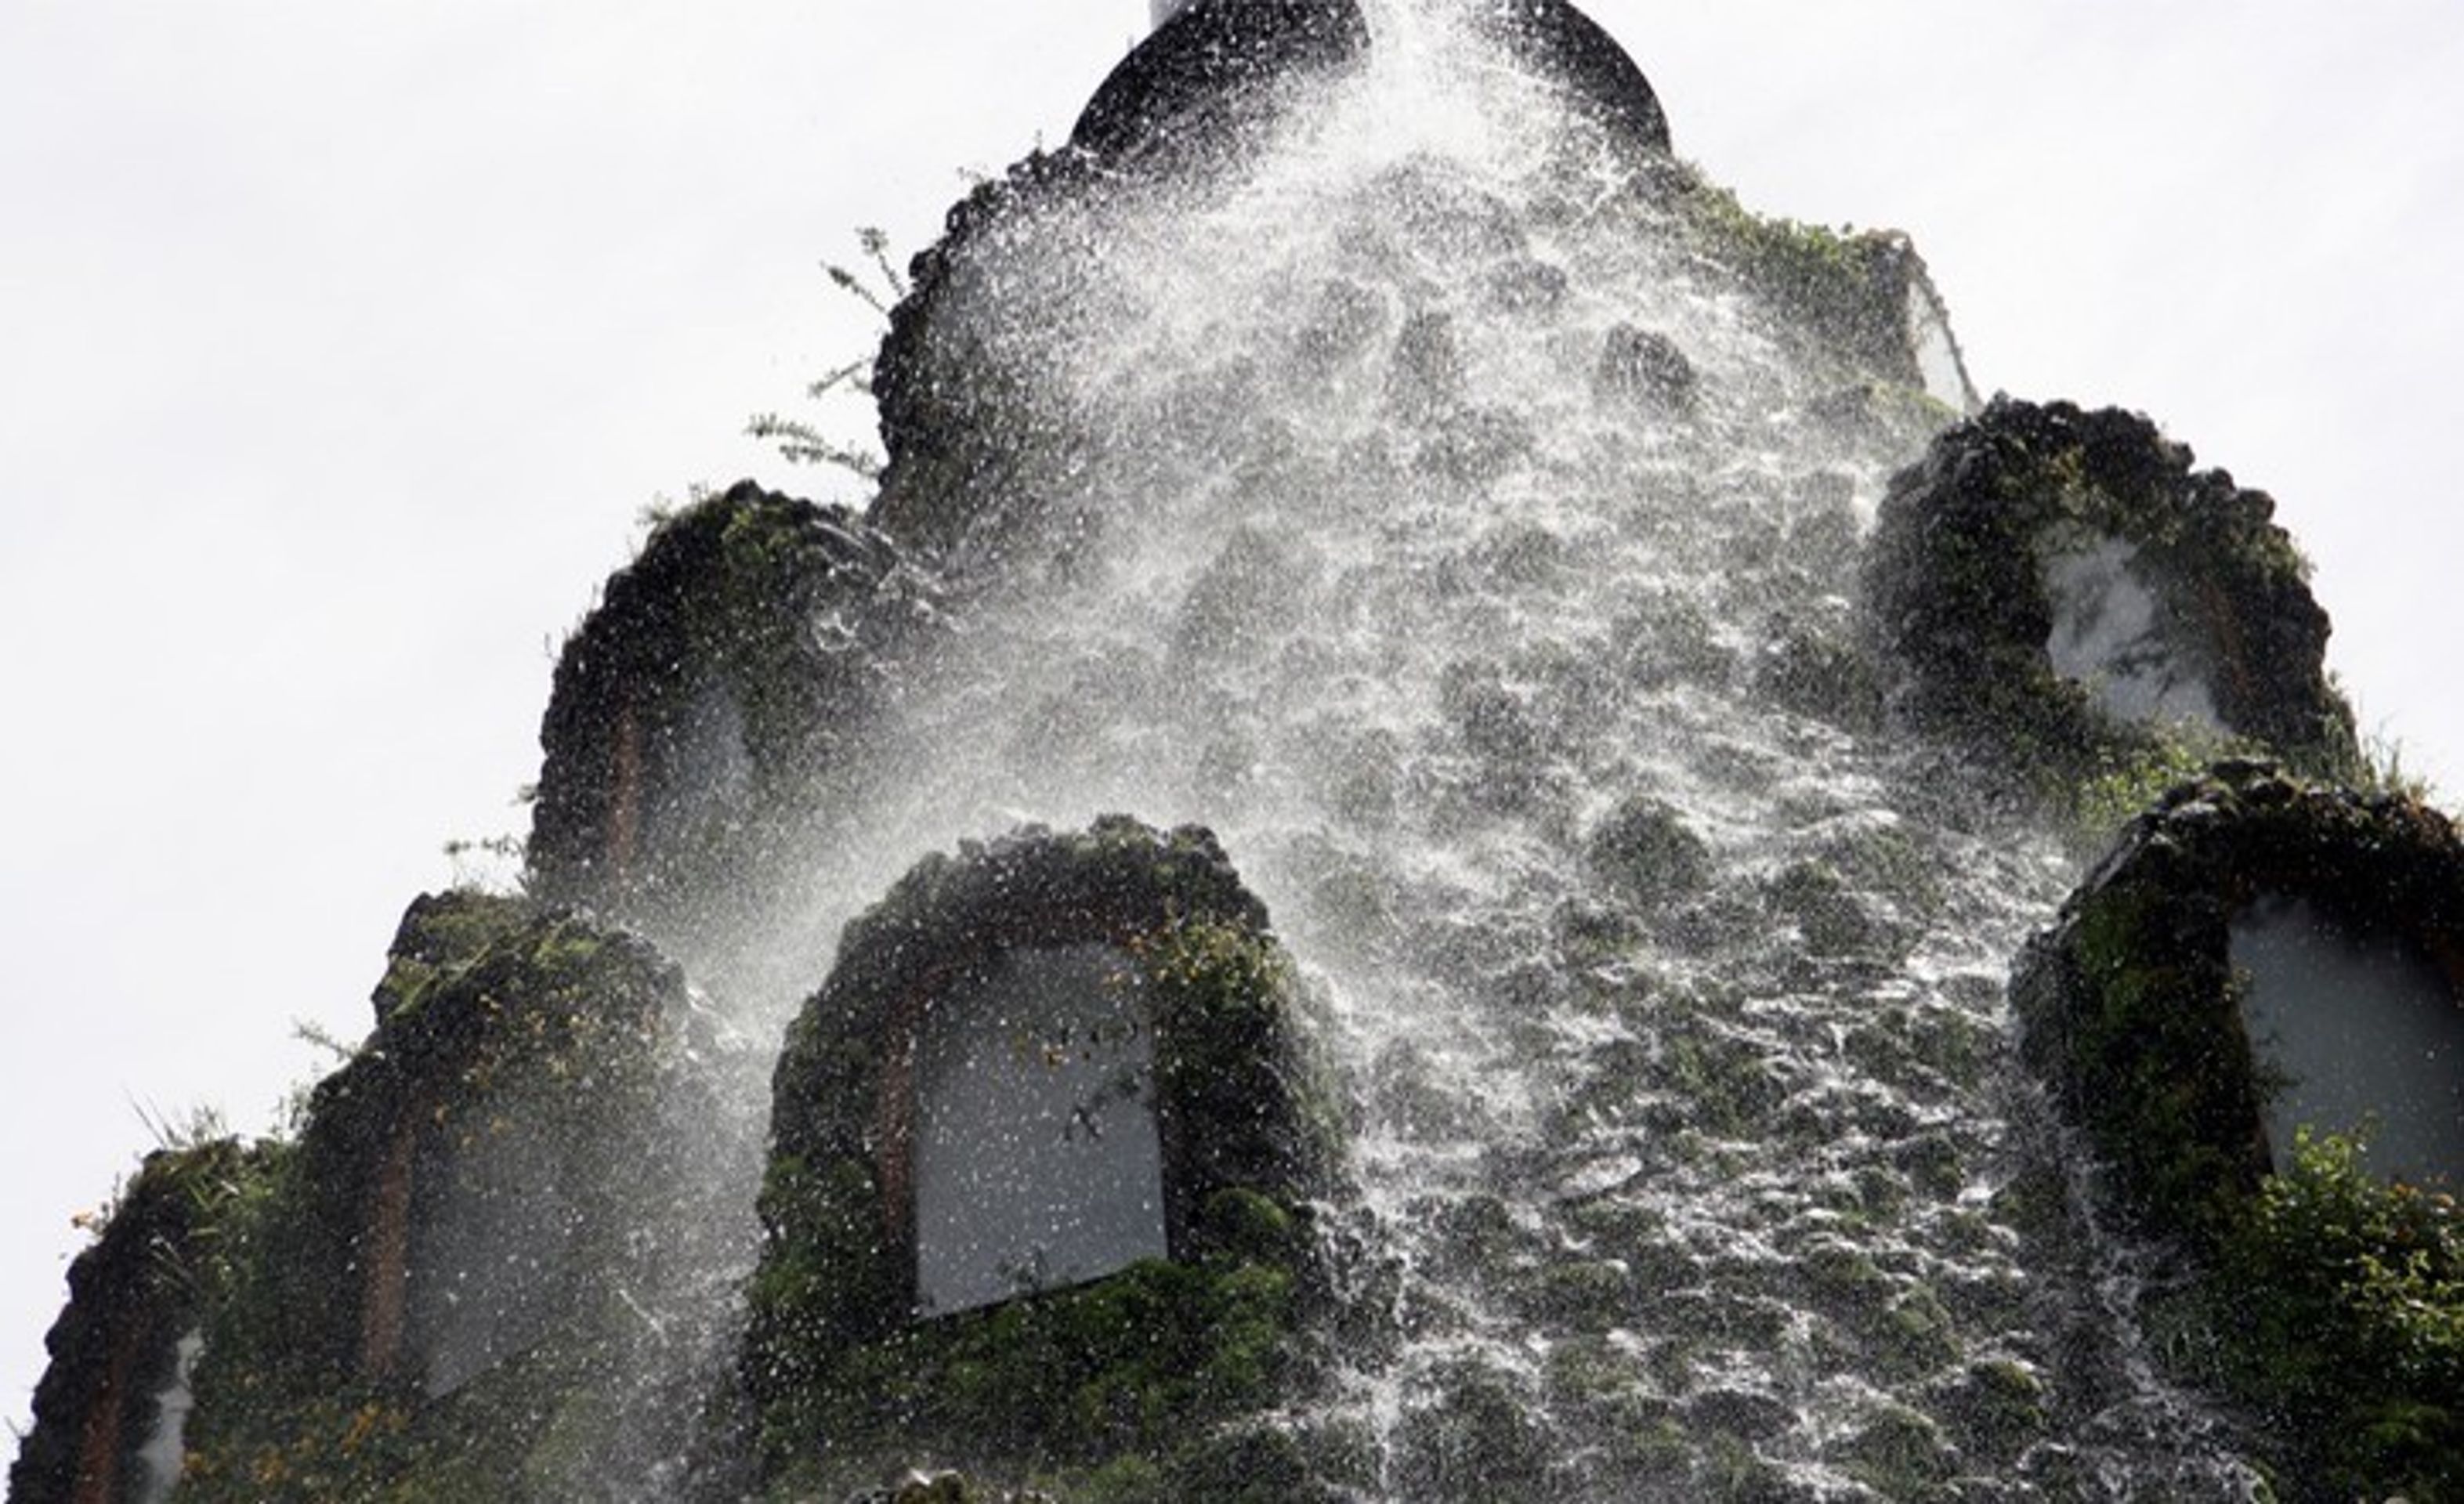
left=634, top=9, right=2271, bottom=1496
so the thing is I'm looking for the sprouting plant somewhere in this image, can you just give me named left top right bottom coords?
left=291, top=1018, right=355, bottom=1066
left=2325, top=678, right=2447, bottom=809
left=128, top=1093, right=230, bottom=1153
left=2064, top=725, right=2234, bottom=851
left=747, top=226, right=906, bottom=481
left=2357, top=723, right=2441, bottom=807
left=441, top=832, right=529, bottom=892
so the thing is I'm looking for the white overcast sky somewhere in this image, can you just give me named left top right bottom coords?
left=4, top=2, right=2459, bottom=1463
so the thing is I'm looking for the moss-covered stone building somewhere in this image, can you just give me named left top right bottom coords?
left=746, top=818, right=1345, bottom=1500
left=134, top=893, right=722, bottom=1502
left=528, top=483, right=943, bottom=942
left=9, top=1142, right=255, bottom=1504
left=1865, top=398, right=2355, bottom=788
left=2012, top=761, right=2464, bottom=1497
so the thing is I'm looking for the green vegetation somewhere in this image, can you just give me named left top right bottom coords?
left=2173, top=1129, right=2464, bottom=1499
left=1672, top=172, right=1911, bottom=382
left=2065, top=725, right=2241, bottom=849
left=526, top=480, right=932, bottom=923
left=168, top=892, right=697, bottom=1502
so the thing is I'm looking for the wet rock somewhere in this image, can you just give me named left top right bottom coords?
left=1684, top=1386, right=1793, bottom=1441
left=1865, top=398, right=2355, bottom=785
left=1591, top=323, right=1696, bottom=412
left=1359, top=158, right=1530, bottom=262
left=748, top=818, right=1343, bottom=1497
left=1389, top=1357, right=1559, bottom=1503
left=848, top=1471, right=1052, bottom=1504
left=1584, top=795, right=1712, bottom=907
left=867, top=148, right=1098, bottom=561
left=1414, top=405, right=1534, bottom=486
left=1485, top=256, right=1569, bottom=314
left=1753, top=619, right=1883, bottom=729
left=1928, top=1358, right=2047, bottom=1465
left=1832, top=1403, right=1955, bottom=1498
left=1387, top=309, right=1467, bottom=422
left=1175, top=524, right=1313, bottom=659
left=1295, top=277, right=1391, bottom=371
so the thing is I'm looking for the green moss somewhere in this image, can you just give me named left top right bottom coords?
left=1834, top=1403, right=1955, bottom=1499
left=1673, top=173, right=1913, bottom=384
left=1932, top=1358, right=2046, bottom=1463
left=1584, top=796, right=1711, bottom=908
left=1389, top=1358, right=1554, bottom=1503
left=2066, top=724, right=2245, bottom=851
left=528, top=481, right=935, bottom=924
left=1767, top=859, right=1892, bottom=959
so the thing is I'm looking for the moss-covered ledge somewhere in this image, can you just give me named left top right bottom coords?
left=746, top=817, right=1346, bottom=1499
left=2014, top=761, right=2462, bottom=1244
left=1865, top=398, right=2355, bottom=789
left=2011, top=761, right=2464, bottom=1496
left=1662, top=163, right=1974, bottom=410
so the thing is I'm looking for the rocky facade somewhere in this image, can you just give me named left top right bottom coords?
left=14, top=2, right=2462, bottom=1500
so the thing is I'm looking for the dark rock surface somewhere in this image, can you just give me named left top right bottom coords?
left=1591, top=323, right=1695, bottom=412
left=1070, top=0, right=1370, bottom=168
left=866, top=146, right=1098, bottom=566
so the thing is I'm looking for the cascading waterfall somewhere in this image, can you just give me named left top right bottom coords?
left=603, top=2, right=2278, bottom=1495
left=16, top=6, right=2446, bottom=1500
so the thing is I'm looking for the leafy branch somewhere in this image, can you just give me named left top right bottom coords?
left=747, top=227, right=906, bottom=480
